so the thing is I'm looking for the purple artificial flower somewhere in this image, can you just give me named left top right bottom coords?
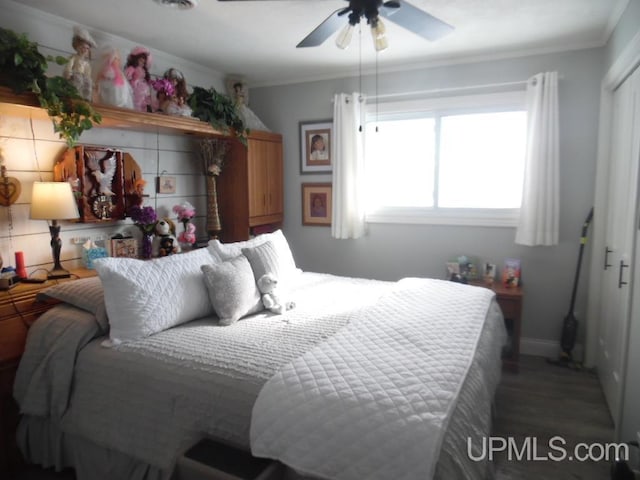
left=151, top=78, right=176, bottom=97
left=128, top=205, right=158, bottom=233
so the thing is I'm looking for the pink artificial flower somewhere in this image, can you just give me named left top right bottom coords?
left=172, top=201, right=195, bottom=222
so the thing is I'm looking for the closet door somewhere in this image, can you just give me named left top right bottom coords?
left=597, top=66, right=640, bottom=423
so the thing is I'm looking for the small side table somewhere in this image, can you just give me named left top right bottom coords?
left=471, top=281, right=523, bottom=373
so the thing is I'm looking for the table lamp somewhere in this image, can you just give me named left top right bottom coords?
left=30, top=181, right=80, bottom=279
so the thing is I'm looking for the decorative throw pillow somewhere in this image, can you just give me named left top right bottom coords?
left=36, top=276, right=109, bottom=332
left=94, top=247, right=218, bottom=345
left=242, top=240, right=294, bottom=289
left=200, top=255, right=263, bottom=326
left=208, top=230, right=296, bottom=269
left=208, top=230, right=299, bottom=280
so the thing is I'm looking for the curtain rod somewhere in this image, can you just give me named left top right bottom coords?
left=368, top=79, right=528, bottom=101
left=331, top=74, right=564, bottom=103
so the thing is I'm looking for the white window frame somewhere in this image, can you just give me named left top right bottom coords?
left=364, top=90, right=527, bottom=227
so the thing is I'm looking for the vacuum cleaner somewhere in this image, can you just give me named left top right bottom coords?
left=549, top=206, right=593, bottom=367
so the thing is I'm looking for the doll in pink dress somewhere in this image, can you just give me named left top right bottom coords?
left=125, top=46, right=155, bottom=112
left=95, top=47, right=133, bottom=108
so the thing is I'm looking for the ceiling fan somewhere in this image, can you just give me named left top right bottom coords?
left=217, top=0, right=454, bottom=52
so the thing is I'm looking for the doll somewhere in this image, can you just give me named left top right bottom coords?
left=225, top=76, right=269, bottom=131
left=95, top=46, right=133, bottom=109
left=155, top=68, right=192, bottom=117
left=63, top=26, right=97, bottom=101
left=125, top=46, right=155, bottom=112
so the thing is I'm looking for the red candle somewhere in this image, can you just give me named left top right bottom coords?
left=15, top=251, right=27, bottom=279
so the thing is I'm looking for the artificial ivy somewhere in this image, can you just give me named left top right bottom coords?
left=0, top=27, right=101, bottom=147
left=188, top=86, right=249, bottom=146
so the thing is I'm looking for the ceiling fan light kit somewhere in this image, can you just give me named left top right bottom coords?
left=281, top=0, right=453, bottom=50
left=336, top=24, right=355, bottom=50
left=152, top=0, right=199, bottom=10
left=370, top=18, right=388, bottom=52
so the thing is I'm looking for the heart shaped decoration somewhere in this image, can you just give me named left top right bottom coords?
left=0, top=177, right=21, bottom=206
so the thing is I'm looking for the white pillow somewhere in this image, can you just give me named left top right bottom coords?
left=242, top=240, right=294, bottom=290
left=208, top=230, right=299, bottom=280
left=201, top=255, right=263, bottom=326
left=94, top=248, right=218, bottom=345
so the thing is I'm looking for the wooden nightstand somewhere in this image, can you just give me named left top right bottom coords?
left=0, top=268, right=97, bottom=474
left=471, top=281, right=523, bottom=373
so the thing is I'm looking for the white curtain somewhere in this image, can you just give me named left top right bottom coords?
left=515, top=71, right=560, bottom=246
left=331, top=92, right=366, bottom=239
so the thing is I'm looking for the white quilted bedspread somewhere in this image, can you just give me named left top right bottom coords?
left=250, top=278, right=495, bottom=480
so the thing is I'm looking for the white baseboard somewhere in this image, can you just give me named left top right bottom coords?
left=520, top=337, right=584, bottom=361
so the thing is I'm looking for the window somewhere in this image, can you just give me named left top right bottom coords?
left=364, top=91, right=527, bottom=226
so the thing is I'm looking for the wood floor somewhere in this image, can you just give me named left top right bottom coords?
left=494, top=355, right=614, bottom=479
left=7, top=355, right=615, bottom=480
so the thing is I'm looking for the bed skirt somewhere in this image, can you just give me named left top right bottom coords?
left=18, top=416, right=166, bottom=480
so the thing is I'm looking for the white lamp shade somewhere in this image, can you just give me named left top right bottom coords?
left=30, top=182, right=80, bottom=220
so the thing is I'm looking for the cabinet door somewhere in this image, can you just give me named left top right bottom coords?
left=265, top=140, right=283, bottom=216
left=247, top=138, right=269, bottom=218
left=248, top=137, right=283, bottom=221
left=597, top=66, right=640, bottom=423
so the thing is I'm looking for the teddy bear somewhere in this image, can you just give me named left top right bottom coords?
left=152, top=218, right=181, bottom=257
left=257, top=273, right=295, bottom=315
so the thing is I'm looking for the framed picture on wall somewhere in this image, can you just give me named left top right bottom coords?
left=300, top=120, right=332, bottom=173
left=302, top=183, right=332, bottom=226
left=157, top=175, right=177, bottom=194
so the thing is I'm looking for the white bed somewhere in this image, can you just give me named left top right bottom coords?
left=13, top=232, right=506, bottom=480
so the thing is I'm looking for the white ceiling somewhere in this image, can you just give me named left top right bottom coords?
left=16, top=0, right=627, bottom=87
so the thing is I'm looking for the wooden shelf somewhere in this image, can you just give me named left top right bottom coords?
left=0, top=86, right=228, bottom=138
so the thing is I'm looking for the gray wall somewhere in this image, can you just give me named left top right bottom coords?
left=251, top=48, right=604, bottom=347
left=605, top=0, right=640, bottom=71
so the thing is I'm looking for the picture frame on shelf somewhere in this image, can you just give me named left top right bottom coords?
left=111, top=237, right=138, bottom=258
left=302, top=183, right=332, bottom=226
left=300, top=120, right=332, bottom=173
left=502, top=258, right=521, bottom=287
left=483, top=262, right=497, bottom=285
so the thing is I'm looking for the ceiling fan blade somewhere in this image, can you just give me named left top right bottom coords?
left=380, top=0, right=453, bottom=41
left=297, top=8, right=347, bottom=48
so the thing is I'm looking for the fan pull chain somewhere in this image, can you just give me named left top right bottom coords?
left=358, top=23, right=363, bottom=132
left=29, top=117, right=44, bottom=181
left=375, top=51, right=379, bottom=133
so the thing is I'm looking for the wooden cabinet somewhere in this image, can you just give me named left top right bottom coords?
left=0, top=269, right=97, bottom=474
left=471, top=281, right=523, bottom=373
left=218, top=130, right=284, bottom=242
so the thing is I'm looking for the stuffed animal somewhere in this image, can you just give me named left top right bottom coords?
left=152, top=218, right=181, bottom=257
left=257, top=274, right=295, bottom=315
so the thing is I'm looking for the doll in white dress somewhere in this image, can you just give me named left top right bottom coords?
left=225, top=77, right=270, bottom=131
left=95, top=47, right=133, bottom=109
left=63, top=26, right=96, bottom=101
